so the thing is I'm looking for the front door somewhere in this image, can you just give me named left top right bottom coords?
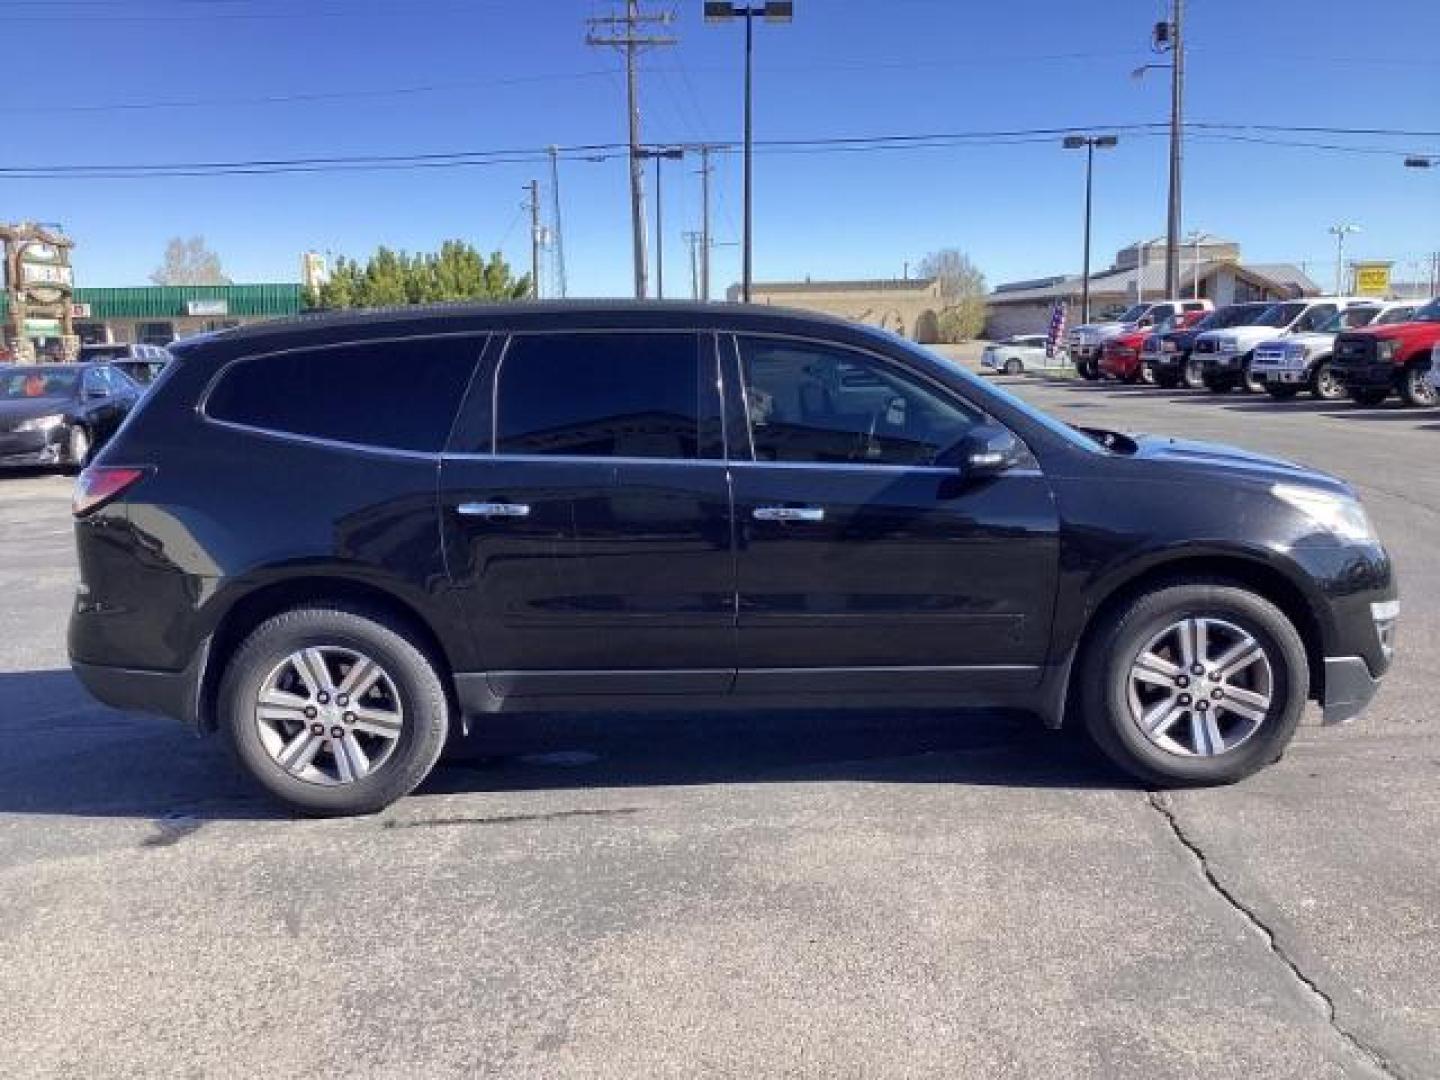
left=439, top=330, right=736, bottom=697
left=723, top=334, right=1060, bottom=695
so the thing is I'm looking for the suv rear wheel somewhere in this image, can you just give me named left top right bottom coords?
left=220, top=605, right=451, bottom=815
left=1182, top=357, right=1205, bottom=389
left=1081, top=581, right=1307, bottom=787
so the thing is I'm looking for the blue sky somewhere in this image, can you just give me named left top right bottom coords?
left=4, top=0, right=1437, bottom=295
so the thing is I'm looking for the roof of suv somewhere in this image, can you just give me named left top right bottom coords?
left=179, top=301, right=860, bottom=352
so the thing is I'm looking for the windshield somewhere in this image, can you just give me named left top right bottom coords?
left=1254, top=302, right=1308, bottom=328
left=80, top=346, right=129, bottom=361
left=1319, top=308, right=1379, bottom=332
left=1412, top=298, right=1440, bottom=323
left=1116, top=304, right=1148, bottom=323
left=0, top=368, right=79, bottom=400
left=1375, top=307, right=1416, bottom=325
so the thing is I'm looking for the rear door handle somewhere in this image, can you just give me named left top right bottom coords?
left=753, top=506, right=825, bottom=523
left=458, top=501, right=532, bottom=519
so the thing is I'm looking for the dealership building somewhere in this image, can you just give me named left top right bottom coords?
left=1, top=283, right=305, bottom=350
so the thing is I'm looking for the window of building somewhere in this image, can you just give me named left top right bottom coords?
left=205, top=336, right=483, bottom=452
left=137, top=322, right=175, bottom=346
left=492, top=333, right=701, bottom=459
left=736, top=337, right=983, bottom=467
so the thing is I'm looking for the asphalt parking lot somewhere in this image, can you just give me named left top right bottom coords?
left=1, top=374, right=1436, bottom=1080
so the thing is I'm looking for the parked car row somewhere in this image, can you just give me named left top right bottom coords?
left=1064, top=296, right=1440, bottom=408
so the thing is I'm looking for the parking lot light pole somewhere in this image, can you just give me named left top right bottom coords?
left=1328, top=223, right=1361, bottom=295
left=1063, top=135, right=1118, bottom=324
left=639, top=146, right=685, bottom=298
left=705, top=1, right=793, bottom=302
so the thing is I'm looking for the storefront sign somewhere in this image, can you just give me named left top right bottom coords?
left=186, top=299, right=229, bottom=316
left=71, top=302, right=92, bottom=318
left=1354, top=263, right=1392, bottom=297
left=23, top=317, right=62, bottom=337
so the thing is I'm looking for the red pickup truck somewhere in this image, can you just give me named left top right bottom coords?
left=1099, top=310, right=1206, bottom=384
left=1331, top=297, right=1440, bottom=406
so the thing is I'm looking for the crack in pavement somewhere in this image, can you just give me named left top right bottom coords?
left=1147, top=791, right=1405, bottom=1080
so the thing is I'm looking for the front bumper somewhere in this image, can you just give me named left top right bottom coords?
left=1331, top=361, right=1394, bottom=389
left=1253, top=364, right=1311, bottom=385
left=0, top=429, right=65, bottom=467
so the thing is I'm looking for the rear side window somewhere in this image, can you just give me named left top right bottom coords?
left=493, top=333, right=701, bottom=459
left=205, top=336, right=482, bottom=452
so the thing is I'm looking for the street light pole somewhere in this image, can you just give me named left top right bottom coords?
left=706, top=1, right=792, bottom=302
left=1063, top=134, right=1118, bottom=324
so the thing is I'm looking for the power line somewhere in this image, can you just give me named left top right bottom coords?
left=0, top=123, right=1433, bottom=180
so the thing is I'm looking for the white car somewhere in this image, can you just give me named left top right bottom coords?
left=1192, top=297, right=1373, bottom=393
left=1251, top=301, right=1420, bottom=401
left=980, top=334, right=1067, bottom=374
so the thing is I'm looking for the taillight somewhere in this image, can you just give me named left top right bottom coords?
left=73, top=466, right=148, bottom=517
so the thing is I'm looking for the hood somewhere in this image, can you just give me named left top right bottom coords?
left=1258, top=331, right=1333, bottom=352
left=1197, top=325, right=1279, bottom=348
left=1348, top=320, right=1440, bottom=345
left=1126, top=432, right=1347, bottom=491
left=0, top=396, right=74, bottom=430
left=1070, top=322, right=1132, bottom=342
left=1107, top=328, right=1150, bottom=350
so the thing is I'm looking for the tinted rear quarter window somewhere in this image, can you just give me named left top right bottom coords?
left=205, top=336, right=483, bottom=452
left=492, top=332, right=701, bottom=459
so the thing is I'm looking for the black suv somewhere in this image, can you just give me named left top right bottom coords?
left=69, top=304, right=1397, bottom=814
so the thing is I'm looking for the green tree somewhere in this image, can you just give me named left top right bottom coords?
left=919, top=248, right=988, bottom=342
left=307, top=240, right=530, bottom=310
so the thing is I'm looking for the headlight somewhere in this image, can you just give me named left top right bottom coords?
left=1218, top=339, right=1239, bottom=353
left=1376, top=339, right=1398, bottom=361
left=1273, top=483, right=1376, bottom=543
left=16, top=413, right=64, bottom=433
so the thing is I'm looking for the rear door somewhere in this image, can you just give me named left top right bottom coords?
left=439, top=329, right=736, bottom=697
left=723, top=334, right=1060, bottom=696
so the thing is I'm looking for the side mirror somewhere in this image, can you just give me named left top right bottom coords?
left=940, top=424, right=1026, bottom=478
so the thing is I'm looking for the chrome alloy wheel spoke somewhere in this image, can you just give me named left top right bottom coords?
left=1125, top=617, right=1274, bottom=758
left=253, top=646, right=404, bottom=786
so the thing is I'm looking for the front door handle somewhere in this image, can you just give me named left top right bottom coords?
left=458, top=501, right=532, bottom=519
left=753, top=506, right=825, bottom=523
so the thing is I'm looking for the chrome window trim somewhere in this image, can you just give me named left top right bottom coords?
left=200, top=417, right=441, bottom=462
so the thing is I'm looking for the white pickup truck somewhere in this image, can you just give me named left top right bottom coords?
left=1067, top=298, right=1212, bottom=380
left=1251, top=301, right=1420, bottom=401
left=1192, top=297, right=1372, bottom=394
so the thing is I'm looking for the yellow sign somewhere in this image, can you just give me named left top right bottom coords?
left=1354, top=262, right=1392, bottom=297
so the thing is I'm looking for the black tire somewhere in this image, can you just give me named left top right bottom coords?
left=1004, top=358, right=1023, bottom=376
left=1154, top=372, right=1179, bottom=390
left=1348, top=387, right=1389, bottom=407
left=1182, top=357, right=1205, bottom=390
left=1078, top=358, right=1100, bottom=381
left=1239, top=354, right=1263, bottom=394
left=1203, top=374, right=1232, bottom=394
left=220, top=605, right=451, bottom=816
left=1081, top=580, right=1308, bottom=788
left=1310, top=359, right=1344, bottom=401
left=1265, top=385, right=1300, bottom=401
left=1399, top=364, right=1437, bottom=407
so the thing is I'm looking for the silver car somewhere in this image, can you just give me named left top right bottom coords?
left=980, top=334, right=1069, bottom=375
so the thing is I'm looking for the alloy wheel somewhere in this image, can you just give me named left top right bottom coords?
left=254, top=646, right=404, bottom=785
left=1126, top=617, right=1273, bottom=758
left=1313, top=362, right=1343, bottom=401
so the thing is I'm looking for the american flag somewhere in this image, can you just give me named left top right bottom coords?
left=1045, top=300, right=1067, bottom=359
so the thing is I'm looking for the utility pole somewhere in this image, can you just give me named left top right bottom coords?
left=587, top=2, right=675, bottom=300
left=1162, top=0, right=1185, bottom=299
left=527, top=179, right=542, bottom=300
left=547, top=146, right=568, bottom=299
left=683, top=230, right=703, bottom=300
left=1328, top=224, right=1360, bottom=295
left=698, top=144, right=713, bottom=301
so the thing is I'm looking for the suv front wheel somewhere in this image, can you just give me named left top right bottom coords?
left=220, top=605, right=451, bottom=815
left=1081, top=581, right=1308, bottom=787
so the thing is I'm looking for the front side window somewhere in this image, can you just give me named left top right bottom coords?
left=737, top=337, right=984, bottom=467
left=1292, top=305, right=1336, bottom=333
left=1375, top=307, right=1416, bottom=326
left=205, top=336, right=482, bottom=452
left=493, top=332, right=701, bottom=459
